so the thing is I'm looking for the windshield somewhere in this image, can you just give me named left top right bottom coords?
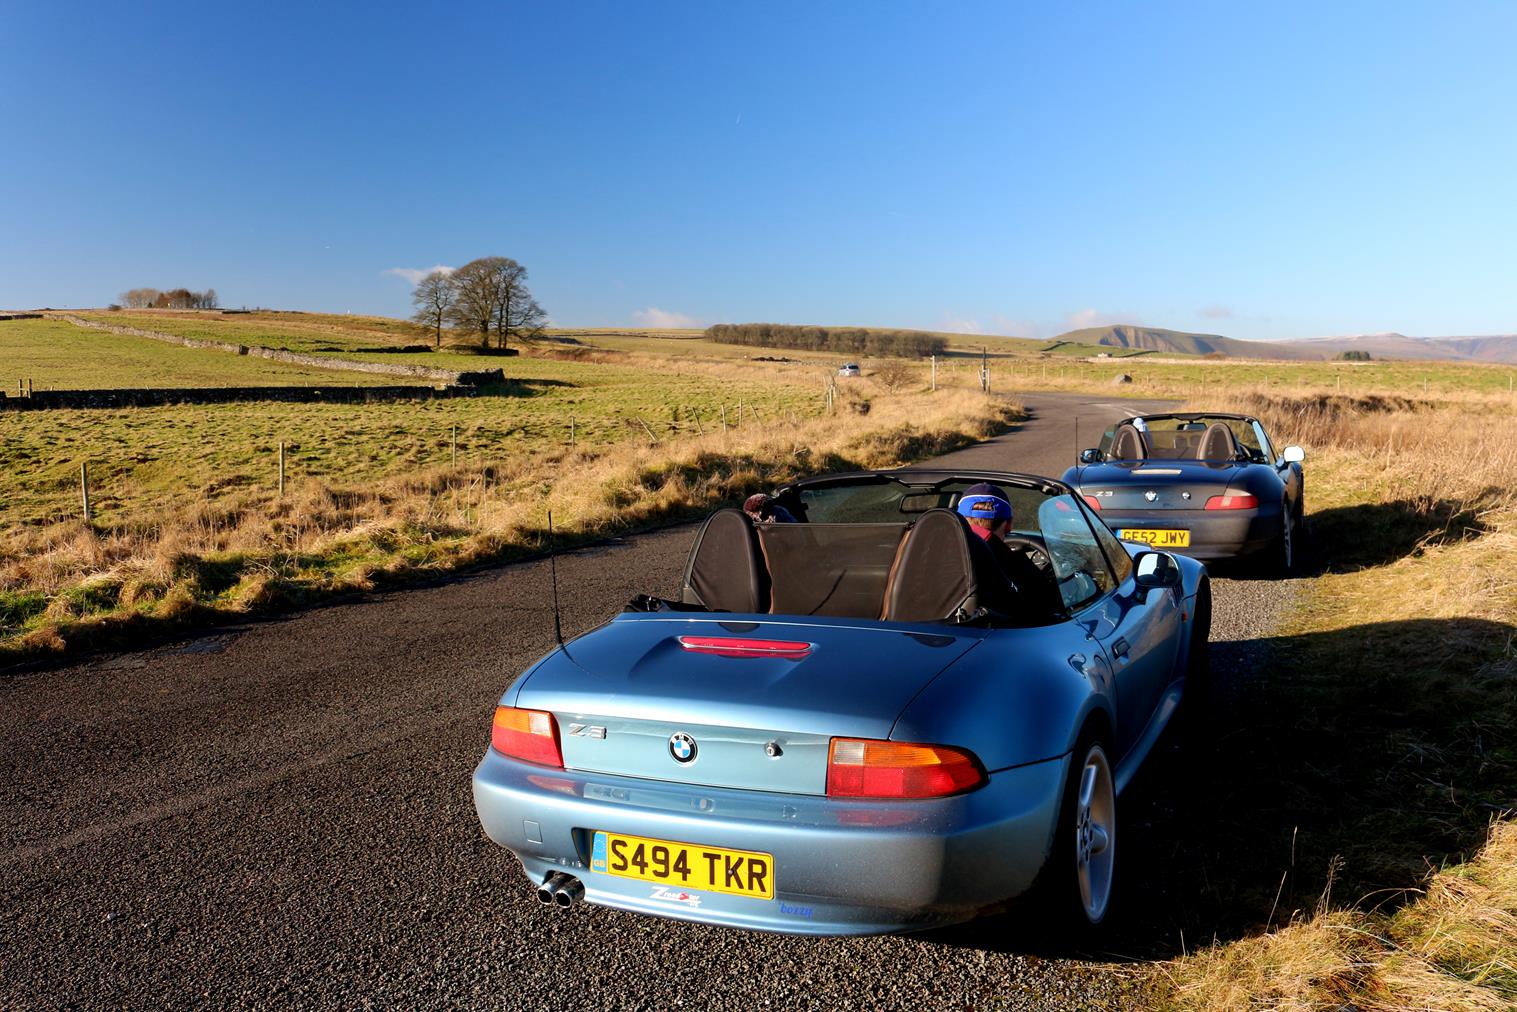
left=790, top=478, right=1057, bottom=539
left=1097, top=416, right=1267, bottom=462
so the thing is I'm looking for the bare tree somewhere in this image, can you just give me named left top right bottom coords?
left=410, top=271, right=456, bottom=348
left=447, top=257, right=505, bottom=346
left=447, top=256, right=547, bottom=349
left=120, top=288, right=161, bottom=308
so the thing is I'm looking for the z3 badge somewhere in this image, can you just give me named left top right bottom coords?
left=649, top=886, right=702, bottom=907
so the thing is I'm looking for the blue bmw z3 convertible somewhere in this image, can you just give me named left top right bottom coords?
left=472, top=468, right=1211, bottom=936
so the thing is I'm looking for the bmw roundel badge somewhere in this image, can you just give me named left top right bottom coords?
left=1144, top=490, right=1159, bottom=502
left=669, top=732, right=698, bottom=764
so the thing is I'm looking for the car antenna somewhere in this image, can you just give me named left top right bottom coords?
left=1074, top=415, right=1080, bottom=460
left=548, top=509, right=564, bottom=646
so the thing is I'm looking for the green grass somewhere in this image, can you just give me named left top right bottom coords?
left=1, top=318, right=426, bottom=389
left=0, top=356, right=821, bottom=531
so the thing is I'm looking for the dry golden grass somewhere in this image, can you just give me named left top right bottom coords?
left=1153, top=387, right=1517, bottom=1011
left=0, top=384, right=1018, bottom=660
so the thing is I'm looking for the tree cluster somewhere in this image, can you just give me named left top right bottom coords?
left=1338, top=350, right=1373, bottom=361
left=119, top=288, right=219, bottom=309
left=705, top=323, right=947, bottom=358
left=410, top=257, right=547, bottom=350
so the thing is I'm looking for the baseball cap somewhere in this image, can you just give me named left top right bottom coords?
left=957, top=482, right=1013, bottom=522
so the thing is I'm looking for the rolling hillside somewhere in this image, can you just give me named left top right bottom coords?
left=1288, top=332, right=1517, bottom=363
left=1051, top=324, right=1320, bottom=360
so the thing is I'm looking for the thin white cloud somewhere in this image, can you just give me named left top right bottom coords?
left=382, top=264, right=455, bottom=285
left=1063, top=308, right=1140, bottom=331
left=937, top=313, right=983, bottom=334
left=990, top=315, right=1043, bottom=338
left=633, top=306, right=702, bottom=328
left=1199, top=304, right=1234, bottom=320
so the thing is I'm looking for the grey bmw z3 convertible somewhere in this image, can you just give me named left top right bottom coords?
left=472, top=469, right=1210, bottom=935
left=1062, top=413, right=1306, bottom=573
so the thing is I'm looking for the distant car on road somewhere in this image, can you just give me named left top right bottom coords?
left=473, top=468, right=1210, bottom=935
left=1062, top=412, right=1305, bottom=573
left=837, top=363, right=862, bottom=377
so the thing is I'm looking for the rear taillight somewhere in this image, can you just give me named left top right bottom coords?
left=1081, top=495, right=1103, bottom=511
left=1204, top=493, right=1259, bottom=510
left=826, top=738, right=986, bottom=798
left=491, top=706, right=563, bottom=767
left=678, top=636, right=812, bottom=659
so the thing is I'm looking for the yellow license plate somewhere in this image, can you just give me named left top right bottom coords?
left=1119, top=528, right=1191, bottom=548
left=591, top=831, right=774, bottom=899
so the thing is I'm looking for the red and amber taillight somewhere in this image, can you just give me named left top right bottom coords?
left=1204, top=493, right=1259, bottom=510
left=826, top=738, right=986, bottom=799
left=491, top=706, right=564, bottom=767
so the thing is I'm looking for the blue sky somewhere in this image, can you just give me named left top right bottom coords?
left=3, top=1, right=1515, bottom=340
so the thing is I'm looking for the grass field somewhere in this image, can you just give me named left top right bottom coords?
left=0, top=321, right=1014, bottom=659
left=0, top=318, right=423, bottom=389
left=1147, top=390, right=1517, bottom=1009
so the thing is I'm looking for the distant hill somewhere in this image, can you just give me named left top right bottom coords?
left=1288, top=333, right=1517, bottom=364
left=1052, top=325, right=1320, bottom=360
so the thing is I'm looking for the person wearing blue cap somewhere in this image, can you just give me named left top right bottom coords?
left=956, top=482, right=1062, bottom=619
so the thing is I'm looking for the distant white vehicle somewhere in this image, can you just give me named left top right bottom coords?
left=837, top=363, right=862, bottom=377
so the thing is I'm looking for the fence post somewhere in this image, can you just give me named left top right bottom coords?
left=278, top=441, right=286, bottom=496
left=720, top=405, right=728, bottom=433
left=931, top=355, right=937, bottom=391
left=80, top=462, right=91, bottom=522
left=570, top=415, right=576, bottom=445
left=451, top=424, right=458, bottom=466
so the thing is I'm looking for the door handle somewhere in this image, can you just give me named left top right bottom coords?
left=1111, top=637, right=1131, bottom=659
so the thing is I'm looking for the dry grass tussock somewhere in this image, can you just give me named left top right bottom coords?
left=0, top=387, right=1018, bottom=660
left=1156, top=387, right=1517, bottom=1010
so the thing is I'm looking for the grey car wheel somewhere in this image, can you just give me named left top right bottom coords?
left=1073, top=742, right=1117, bottom=924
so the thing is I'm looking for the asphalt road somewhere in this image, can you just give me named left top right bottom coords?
left=1, top=391, right=1296, bottom=1011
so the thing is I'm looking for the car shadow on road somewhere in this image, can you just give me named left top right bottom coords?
left=926, top=615, right=1517, bottom=962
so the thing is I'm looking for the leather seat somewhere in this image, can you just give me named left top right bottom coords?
left=882, top=509, right=1017, bottom=623
left=1111, top=423, right=1148, bottom=460
left=1197, top=422, right=1239, bottom=461
left=680, top=509, right=770, bottom=612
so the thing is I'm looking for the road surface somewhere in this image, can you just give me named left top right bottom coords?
left=1, top=392, right=1292, bottom=1011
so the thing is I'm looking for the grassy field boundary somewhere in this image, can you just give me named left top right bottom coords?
left=51, top=314, right=503, bottom=385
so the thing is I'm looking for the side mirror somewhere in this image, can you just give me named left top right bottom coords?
left=1079, top=448, right=1102, bottom=464
left=1282, top=445, right=1305, bottom=464
left=1134, top=551, right=1181, bottom=589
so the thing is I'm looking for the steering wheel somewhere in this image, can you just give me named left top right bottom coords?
left=1003, top=535, right=1052, bottom=573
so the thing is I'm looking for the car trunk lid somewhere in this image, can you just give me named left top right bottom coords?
left=1075, top=460, right=1244, bottom=510
left=513, top=615, right=980, bottom=794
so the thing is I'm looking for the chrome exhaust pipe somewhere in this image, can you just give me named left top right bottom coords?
left=553, top=876, right=585, bottom=909
left=537, top=871, right=570, bottom=905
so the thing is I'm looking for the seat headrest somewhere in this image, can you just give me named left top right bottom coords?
left=1197, top=422, right=1239, bottom=461
left=883, top=509, right=1016, bottom=624
left=680, top=509, right=769, bottom=613
left=1111, top=423, right=1148, bottom=460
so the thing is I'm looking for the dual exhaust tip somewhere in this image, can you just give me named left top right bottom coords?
left=536, top=871, right=585, bottom=909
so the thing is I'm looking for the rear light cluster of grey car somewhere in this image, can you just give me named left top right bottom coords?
left=490, top=706, right=987, bottom=799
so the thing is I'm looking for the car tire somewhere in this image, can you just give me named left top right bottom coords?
left=1257, top=499, right=1294, bottom=577
left=1039, top=730, right=1118, bottom=933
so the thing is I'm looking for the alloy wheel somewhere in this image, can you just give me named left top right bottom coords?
left=1074, top=743, right=1116, bottom=923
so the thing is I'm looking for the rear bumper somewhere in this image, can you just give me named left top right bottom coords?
left=472, top=749, right=1067, bottom=935
left=1096, top=506, right=1279, bottom=562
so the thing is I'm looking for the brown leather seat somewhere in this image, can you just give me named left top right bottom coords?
left=881, top=509, right=1016, bottom=623
left=680, top=509, right=770, bottom=613
left=1111, top=423, right=1148, bottom=460
left=1197, top=422, right=1239, bottom=461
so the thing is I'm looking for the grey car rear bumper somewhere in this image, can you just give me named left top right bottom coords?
left=472, top=749, right=1067, bottom=935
